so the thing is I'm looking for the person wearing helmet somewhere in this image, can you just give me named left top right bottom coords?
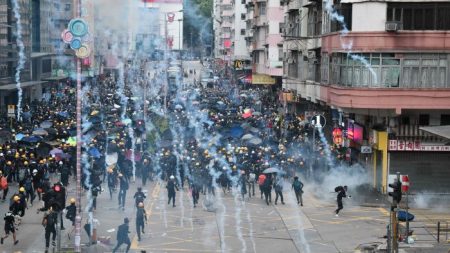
left=118, top=173, right=129, bottom=211
left=24, top=175, right=35, bottom=206
left=0, top=171, right=8, bottom=201
left=133, top=187, right=146, bottom=208
left=112, top=218, right=131, bottom=253
left=42, top=207, right=58, bottom=252
left=0, top=211, right=19, bottom=245
left=65, top=198, right=76, bottom=239
left=166, top=175, right=179, bottom=207
left=135, top=202, right=147, bottom=241
left=107, top=168, right=117, bottom=200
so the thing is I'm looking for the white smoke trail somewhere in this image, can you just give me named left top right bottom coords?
left=323, top=0, right=377, bottom=83
left=127, top=125, right=137, bottom=181
left=232, top=186, right=247, bottom=253
left=11, top=0, right=26, bottom=121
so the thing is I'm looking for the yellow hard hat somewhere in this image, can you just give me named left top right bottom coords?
left=70, top=198, right=76, bottom=204
left=24, top=161, right=29, bottom=165
left=13, top=195, right=20, bottom=201
left=7, top=161, right=12, bottom=165
left=19, top=187, right=25, bottom=192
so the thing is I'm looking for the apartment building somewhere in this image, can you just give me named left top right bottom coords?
left=282, top=0, right=450, bottom=194
left=213, top=0, right=250, bottom=73
left=247, top=0, right=283, bottom=84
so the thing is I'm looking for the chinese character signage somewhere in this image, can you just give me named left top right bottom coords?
left=388, top=140, right=450, bottom=152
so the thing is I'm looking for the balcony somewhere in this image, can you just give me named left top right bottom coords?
left=322, top=31, right=450, bottom=54
left=222, top=10, right=233, bottom=17
left=319, top=85, right=450, bottom=113
left=222, top=21, right=232, bottom=28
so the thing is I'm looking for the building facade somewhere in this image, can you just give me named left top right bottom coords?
left=281, top=0, right=450, bottom=194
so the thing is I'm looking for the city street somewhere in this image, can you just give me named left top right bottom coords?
left=2, top=177, right=449, bottom=253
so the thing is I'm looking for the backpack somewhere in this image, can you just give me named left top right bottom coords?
left=257, top=175, right=266, bottom=186
left=43, top=212, right=57, bottom=228
left=293, top=181, right=303, bottom=192
left=335, top=186, right=344, bottom=192
left=25, top=179, right=33, bottom=191
left=0, top=176, right=7, bottom=190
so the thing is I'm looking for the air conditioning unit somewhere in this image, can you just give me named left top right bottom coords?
left=385, top=21, right=401, bottom=32
left=307, top=50, right=316, bottom=59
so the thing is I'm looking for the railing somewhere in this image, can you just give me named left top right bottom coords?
left=391, top=124, right=446, bottom=142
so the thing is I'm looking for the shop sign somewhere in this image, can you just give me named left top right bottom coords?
left=7, top=105, right=15, bottom=118
left=389, top=140, right=450, bottom=151
left=361, top=146, right=372, bottom=154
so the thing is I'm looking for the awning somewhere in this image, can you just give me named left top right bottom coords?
left=0, top=81, right=47, bottom=90
left=252, top=74, right=276, bottom=85
left=420, top=125, right=450, bottom=140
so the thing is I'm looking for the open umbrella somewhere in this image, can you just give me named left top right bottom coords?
left=252, top=112, right=262, bottom=116
left=230, top=126, right=244, bottom=138
left=21, top=136, right=43, bottom=143
left=263, top=167, right=281, bottom=174
left=249, top=127, right=260, bottom=133
left=57, top=111, right=69, bottom=118
left=40, top=121, right=53, bottom=128
left=66, top=136, right=76, bottom=146
left=32, top=129, right=48, bottom=136
left=241, top=134, right=254, bottom=141
left=88, top=147, right=102, bottom=158
left=15, top=133, right=25, bottom=141
left=247, top=137, right=262, bottom=145
left=50, top=148, right=64, bottom=155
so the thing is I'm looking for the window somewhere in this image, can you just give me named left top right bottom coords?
left=240, top=29, right=245, bottom=35
left=279, top=22, right=284, bottom=34
left=387, top=3, right=450, bottom=30
left=307, top=6, right=322, bottom=36
left=287, top=50, right=299, bottom=78
left=287, top=10, right=300, bottom=37
left=418, top=114, right=430, bottom=126
left=278, top=45, right=283, bottom=62
left=441, top=115, right=450, bottom=125
left=241, top=0, right=245, bottom=4
left=330, top=53, right=449, bottom=88
left=54, top=3, right=60, bottom=10
left=259, top=2, right=266, bottom=16
left=330, top=3, right=352, bottom=32
left=401, top=116, right=410, bottom=125
left=241, top=13, right=246, bottom=20
left=65, top=4, right=71, bottom=11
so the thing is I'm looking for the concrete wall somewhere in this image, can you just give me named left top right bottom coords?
left=352, top=2, right=386, bottom=32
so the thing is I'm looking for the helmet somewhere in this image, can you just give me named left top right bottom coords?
left=138, top=202, right=144, bottom=208
left=169, top=175, right=175, bottom=180
left=13, top=195, right=20, bottom=202
left=6, top=161, right=12, bottom=165
left=32, top=169, right=38, bottom=175
left=24, top=161, right=29, bottom=165
left=70, top=198, right=76, bottom=204
left=118, top=173, right=123, bottom=177
left=19, top=187, right=25, bottom=192
left=59, top=161, right=63, bottom=165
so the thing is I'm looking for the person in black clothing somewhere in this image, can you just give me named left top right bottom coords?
left=118, top=173, right=129, bottom=210
left=190, top=181, right=200, bottom=208
left=166, top=175, right=179, bottom=207
left=0, top=211, right=18, bottom=245
left=65, top=198, right=77, bottom=239
left=292, top=176, right=304, bottom=206
left=274, top=177, right=285, bottom=205
left=335, top=185, right=350, bottom=216
left=112, top=218, right=131, bottom=253
left=263, top=174, right=273, bottom=205
left=42, top=207, right=58, bottom=253
left=133, top=187, right=146, bottom=208
left=135, top=202, right=147, bottom=241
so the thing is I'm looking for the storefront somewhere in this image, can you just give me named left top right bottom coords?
left=388, top=140, right=450, bottom=193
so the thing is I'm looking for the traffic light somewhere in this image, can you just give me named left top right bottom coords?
left=50, top=182, right=66, bottom=211
left=389, top=179, right=402, bottom=205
